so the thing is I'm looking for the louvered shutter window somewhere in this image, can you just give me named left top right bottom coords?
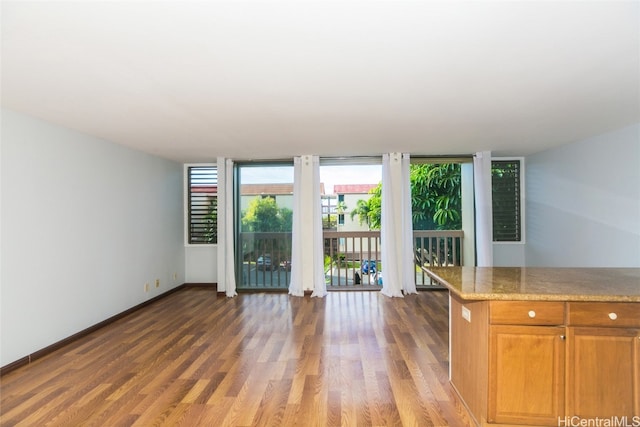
left=492, top=160, right=521, bottom=242
left=188, top=166, right=218, bottom=244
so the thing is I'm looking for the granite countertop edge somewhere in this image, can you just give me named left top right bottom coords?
left=445, top=291, right=640, bottom=303
left=425, top=268, right=640, bottom=303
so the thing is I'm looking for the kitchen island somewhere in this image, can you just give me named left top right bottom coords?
left=425, top=267, right=640, bottom=427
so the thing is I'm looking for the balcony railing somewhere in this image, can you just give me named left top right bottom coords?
left=413, top=230, right=464, bottom=287
left=238, top=232, right=292, bottom=290
left=324, top=231, right=381, bottom=287
left=237, top=230, right=463, bottom=290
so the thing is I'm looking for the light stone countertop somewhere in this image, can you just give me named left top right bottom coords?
left=425, top=267, right=640, bottom=302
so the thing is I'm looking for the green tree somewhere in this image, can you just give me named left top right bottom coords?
left=366, top=185, right=382, bottom=230
left=335, top=200, right=348, bottom=215
left=355, top=163, right=462, bottom=231
left=241, top=197, right=292, bottom=232
left=410, top=163, right=461, bottom=230
left=204, top=198, right=218, bottom=243
left=279, top=207, right=293, bottom=231
left=323, top=214, right=338, bottom=229
left=350, top=198, right=373, bottom=229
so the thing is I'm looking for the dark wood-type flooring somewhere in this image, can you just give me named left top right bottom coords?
left=1, top=289, right=474, bottom=426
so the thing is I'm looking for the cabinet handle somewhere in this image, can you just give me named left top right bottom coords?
left=560, top=335, right=566, bottom=340
left=608, top=312, right=618, bottom=320
left=528, top=310, right=536, bottom=318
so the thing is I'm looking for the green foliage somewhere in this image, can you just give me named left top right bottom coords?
left=354, top=163, right=462, bottom=231
left=335, top=200, right=348, bottom=214
left=367, top=185, right=382, bottom=230
left=324, top=255, right=332, bottom=270
left=350, top=198, right=374, bottom=229
left=241, top=197, right=292, bottom=232
left=411, top=163, right=461, bottom=230
left=204, top=198, right=218, bottom=243
left=323, top=213, right=338, bottom=229
left=279, top=207, right=293, bottom=232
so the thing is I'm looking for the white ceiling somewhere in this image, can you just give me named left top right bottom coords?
left=2, top=1, right=639, bottom=163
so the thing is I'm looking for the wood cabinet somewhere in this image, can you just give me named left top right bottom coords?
left=449, top=296, right=640, bottom=427
left=565, top=302, right=640, bottom=418
left=487, top=301, right=566, bottom=426
left=488, top=325, right=565, bottom=425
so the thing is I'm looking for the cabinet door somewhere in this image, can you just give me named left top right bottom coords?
left=566, top=327, right=639, bottom=418
left=488, top=325, right=565, bottom=426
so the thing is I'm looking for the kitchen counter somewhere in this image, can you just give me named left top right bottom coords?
left=429, top=266, right=640, bottom=426
left=425, top=266, right=640, bottom=302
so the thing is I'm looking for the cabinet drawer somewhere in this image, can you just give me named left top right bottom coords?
left=567, top=302, right=640, bottom=327
left=490, top=301, right=565, bottom=325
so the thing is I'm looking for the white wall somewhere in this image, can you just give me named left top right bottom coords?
left=185, top=245, right=217, bottom=284
left=524, top=123, right=640, bottom=267
left=0, top=109, right=185, bottom=367
left=493, top=244, right=526, bottom=267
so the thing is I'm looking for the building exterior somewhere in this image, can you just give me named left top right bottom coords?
left=333, top=184, right=378, bottom=232
left=239, top=183, right=295, bottom=212
left=329, top=184, right=379, bottom=260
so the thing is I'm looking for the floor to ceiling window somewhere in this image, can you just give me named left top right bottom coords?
left=409, top=157, right=468, bottom=286
left=320, top=158, right=382, bottom=288
left=235, top=162, right=294, bottom=290
left=231, top=156, right=472, bottom=291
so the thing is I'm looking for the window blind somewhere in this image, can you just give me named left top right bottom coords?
left=188, top=166, right=218, bottom=244
left=492, top=160, right=521, bottom=242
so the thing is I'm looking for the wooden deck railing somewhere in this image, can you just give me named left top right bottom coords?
left=237, top=230, right=463, bottom=290
left=323, top=231, right=381, bottom=287
left=413, top=230, right=464, bottom=287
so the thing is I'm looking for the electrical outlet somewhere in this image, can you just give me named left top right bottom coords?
left=155, top=279, right=160, bottom=288
left=462, top=306, right=471, bottom=322
left=173, top=272, right=178, bottom=281
left=144, top=283, right=149, bottom=292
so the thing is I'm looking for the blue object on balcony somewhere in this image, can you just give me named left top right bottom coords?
left=361, top=260, right=376, bottom=275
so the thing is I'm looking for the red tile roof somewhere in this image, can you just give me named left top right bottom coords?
left=333, top=184, right=378, bottom=194
left=241, top=183, right=294, bottom=195
left=241, top=183, right=326, bottom=195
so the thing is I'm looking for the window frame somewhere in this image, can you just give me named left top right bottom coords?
left=491, top=157, right=525, bottom=244
left=184, top=163, right=218, bottom=246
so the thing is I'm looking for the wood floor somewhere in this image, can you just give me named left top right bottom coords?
left=1, top=289, right=474, bottom=427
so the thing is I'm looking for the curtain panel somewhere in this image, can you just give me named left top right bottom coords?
left=216, top=157, right=237, bottom=297
left=473, top=151, right=493, bottom=266
left=380, top=153, right=417, bottom=297
left=289, top=156, right=327, bottom=297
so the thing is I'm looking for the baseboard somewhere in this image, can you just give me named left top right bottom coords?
left=0, top=356, right=29, bottom=375
left=183, top=282, right=217, bottom=288
left=0, top=283, right=190, bottom=376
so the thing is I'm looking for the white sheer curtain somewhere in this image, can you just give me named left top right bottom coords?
left=474, top=151, right=493, bottom=266
left=289, top=156, right=327, bottom=297
left=309, top=156, right=327, bottom=297
left=216, top=157, right=237, bottom=297
left=380, top=153, right=417, bottom=297
left=399, top=154, right=417, bottom=295
left=288, top=157, right=304, bottom=296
